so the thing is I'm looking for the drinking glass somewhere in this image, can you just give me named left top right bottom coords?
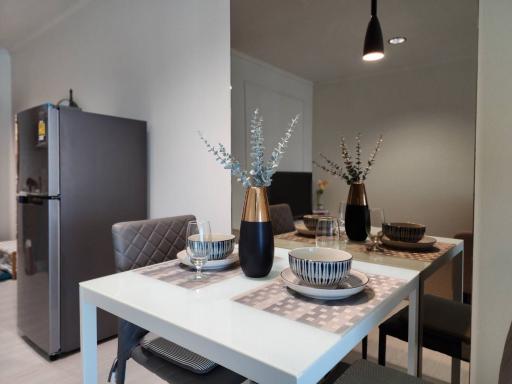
left=316, top=217, right=340, bottom=248
left=186, top=221, right=211, bottom=280
left=338, top=201, right=348, bottom=245
left=366, top=208, right=385, bottom=251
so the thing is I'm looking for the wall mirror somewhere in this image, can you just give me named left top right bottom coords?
left=231, top=0, right=478, bottom=382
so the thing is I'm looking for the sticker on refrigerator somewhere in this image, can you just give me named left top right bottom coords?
left=37, top=120, right=47, bottom=144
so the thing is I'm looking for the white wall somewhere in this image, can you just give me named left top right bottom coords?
left=313, top=59, right=477, bottom=237
left=0, top=49, right=13, bottom=240
left=471, top=0, right=512, bottom=382
left=231, top=51, right=313, bottom=228
left=10, top=0, right=231, bottom=232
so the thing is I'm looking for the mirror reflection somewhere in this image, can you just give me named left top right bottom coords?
left=231, top=1, right=477, bottom=382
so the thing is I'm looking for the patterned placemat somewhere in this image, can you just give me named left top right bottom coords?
left=348, top=242, right=455, bottom=263
left=233, top=272, right=406, bottom=334
left=274, top=232, right=455, bottom=263
left=135, top=259, right=241, bottom=289
left=275, top=231, right=316, bottom=244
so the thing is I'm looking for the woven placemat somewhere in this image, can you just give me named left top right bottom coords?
left=348, top=242, right=455, bottom=263
left=275, top=231, right=316, bottom=245
left=135, top=259, right=241, bottom=289
left=274, top=232, right=454, bottom=263
left=233, top=272, right=406, bottom=334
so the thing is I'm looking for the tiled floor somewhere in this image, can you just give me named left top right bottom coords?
left=0, top=279, right=468, bottom=383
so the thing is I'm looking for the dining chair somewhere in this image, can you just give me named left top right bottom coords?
left=322, top=359, right=426, bottom=384
left=107, top=215, right=245, bottom=384
left=499, top=320, right=512, bottom=384
left=269, top=203, right=296, bottom=235
left=331, top=319, right=512, bottom=384
left=377, top=294, right=470, bottom=383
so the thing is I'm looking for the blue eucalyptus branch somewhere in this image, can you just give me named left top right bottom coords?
left=199, top=109, right=299, bottom=188
left=315, top=133, right=383, bottom=185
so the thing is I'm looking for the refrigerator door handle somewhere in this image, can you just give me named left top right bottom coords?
left=48, top=199, right=61, bottom=355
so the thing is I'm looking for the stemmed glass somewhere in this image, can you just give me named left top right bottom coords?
left=366, top=208, right=385, bottom=251
left=316, top=217, right=340, bottom=248
left=186, top=221, right=212, bottom=280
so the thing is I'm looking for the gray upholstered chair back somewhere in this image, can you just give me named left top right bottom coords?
left=499, top=320, right=512, bottom=384
left=112, top=215, right=195, bottom=272
left=269, top=204, right=295, bottom=235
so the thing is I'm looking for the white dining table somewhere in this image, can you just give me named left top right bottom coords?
left=79, top=247, right=421, bottom=384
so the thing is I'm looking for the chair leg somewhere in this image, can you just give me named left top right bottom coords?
left=378, top=329, right=386, bottom=366
left=451, top=358, right=461, bottom=384
left=362, top=336, right=368, bottom=359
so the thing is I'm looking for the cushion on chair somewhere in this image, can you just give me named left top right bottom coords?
left=269, top=204, right=296, bottom=235
left=380, top=294, right=471, bottom=361
left=131, top=345, right=245, bottom=384
left=112, top=215, right=195, bottom=272
left=141, top=333, right=218, bottom=374
left=333, top=360, right=426, bottom=384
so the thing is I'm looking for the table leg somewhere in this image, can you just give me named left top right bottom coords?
left=408, top=278, right=420, bottom=376
left=451, top=251, right=464, bottom=384
left=80, top=289, right=98, bottom=384
left=414, top=277, right=424, bottom=377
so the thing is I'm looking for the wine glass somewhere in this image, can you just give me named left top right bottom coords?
left=186, top=221, right=212, bottom=280
left=366, top=208, right=385, bottom=251
left=316, top=217, right=340, bottom=248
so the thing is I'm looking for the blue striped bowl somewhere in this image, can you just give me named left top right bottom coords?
left=288, top=247, right=352, bottom=287
left=187, top=234, right=236, bottom=260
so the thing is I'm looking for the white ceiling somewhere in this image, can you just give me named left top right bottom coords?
left=0, top=0, right=88, bottom=51
left=231, top=0, right=479, bottom=82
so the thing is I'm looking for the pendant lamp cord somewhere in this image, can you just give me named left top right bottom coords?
left=371, top=0, right=377, bottom=16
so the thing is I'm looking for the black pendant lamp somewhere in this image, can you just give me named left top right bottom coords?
left=363, top=0, right=384, bottom=61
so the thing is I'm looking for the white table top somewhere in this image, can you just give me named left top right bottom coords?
left=80, top=247, right=420, bottom=384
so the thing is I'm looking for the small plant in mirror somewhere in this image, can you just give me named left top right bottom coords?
left=313, top=133, right=383, bottom=185
left=199, top=109, right=300, bottom=188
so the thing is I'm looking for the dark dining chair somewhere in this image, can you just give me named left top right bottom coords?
left=499, top=320, right=512, bottom=384
left=269, top=203, right=296, bottom=235
left=376, top=294, right=470, bottom=383
left=107, top=215, right=244, bottom=384
left=331, top=319, right=512, bottom=384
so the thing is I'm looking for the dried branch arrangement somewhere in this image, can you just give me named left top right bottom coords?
left=199, top=109, right=300, bottom=188
left=313, top=133, right=383, bottom=185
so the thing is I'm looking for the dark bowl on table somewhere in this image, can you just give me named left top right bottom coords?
left=302, top=215, right=322, bottom=231
left=382, top=222, right=426, bottom=243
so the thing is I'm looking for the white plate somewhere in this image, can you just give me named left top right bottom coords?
left=280, top=268, right=369, bottom=300
left=177, top=249, right=239, bottom=270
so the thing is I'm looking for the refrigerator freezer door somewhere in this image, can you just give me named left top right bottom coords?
left=17, top=196, right=60, bottom=355
left=17, top=104, right=60, bottom=196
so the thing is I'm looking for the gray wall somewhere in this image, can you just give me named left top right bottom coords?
left=472, top=0, right=512, bottom=381
left=0, top=49, right=12, bottom=240
left=313, top=59, right=477, bottom=237
left=9, top=0, right=232, bottom=232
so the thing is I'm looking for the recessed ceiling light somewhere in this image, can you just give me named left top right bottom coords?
left=388, top=36, right=407, bottom=45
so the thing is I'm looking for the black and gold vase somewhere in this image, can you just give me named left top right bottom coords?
left=239, top=186, right=274, bottom=278
left=345, top=182, right=370, bottom=241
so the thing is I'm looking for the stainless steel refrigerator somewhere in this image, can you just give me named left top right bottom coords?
left=16, top=104, right=147, bottom=357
